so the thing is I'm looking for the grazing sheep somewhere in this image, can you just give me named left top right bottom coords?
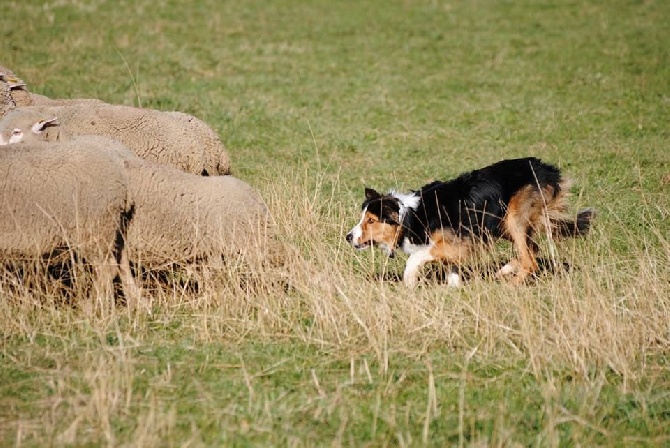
left=0, top=65, right=21, bottom=117
left=0, top=137, right=140, bottom=305
left=117, top=151, right=272, bottom=266
left=0, top=104, right=231, bottom=175
left=0, top=65, right=31, bottom=110
left=1, top=80, right=13, bottom=118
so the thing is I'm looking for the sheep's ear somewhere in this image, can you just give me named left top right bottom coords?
left=365, top=188, right=381, bottom=201
left=31, top=117, right=59, bottom=134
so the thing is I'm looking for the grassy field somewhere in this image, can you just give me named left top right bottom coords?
left=2, top=0, right=670, bottom=445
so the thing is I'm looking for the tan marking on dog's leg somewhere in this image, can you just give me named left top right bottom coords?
left=510, top=236, right=540, bottom=285
left=403, top=230, right=473, bottom=288
left=504, top=188, right=540, bottom=285
left=430, top=230, right=472, bottom=287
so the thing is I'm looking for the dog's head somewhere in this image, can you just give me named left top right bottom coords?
left=345, top=188, right=402, bottom=257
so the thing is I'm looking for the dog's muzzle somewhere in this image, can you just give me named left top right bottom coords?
left=346, top=232, right=372, bottom=250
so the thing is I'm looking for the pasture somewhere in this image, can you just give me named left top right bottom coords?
left=1, top=0, right=669, bottom=445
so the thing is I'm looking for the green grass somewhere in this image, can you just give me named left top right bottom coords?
left=2, top=0, right=670, bottom=445
left=3, top=332, right=669, bottom=446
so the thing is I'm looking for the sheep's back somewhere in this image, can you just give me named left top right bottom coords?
left=0, top=104, right=230, bottom=175
left=122, top=157, right=269, bottom=263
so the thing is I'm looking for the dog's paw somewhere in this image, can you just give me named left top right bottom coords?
left=447, top=271, right=463, bottom=288
left=403, top=273, right=419, bottom=288
left=495, top=260, right=520, bottom=279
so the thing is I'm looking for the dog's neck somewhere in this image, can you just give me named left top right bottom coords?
left=388, top=191, right=420, bottom=251
left=390, top=190, right=419, bottom=223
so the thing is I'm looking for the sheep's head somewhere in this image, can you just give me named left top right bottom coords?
left=0, top=128, right=23, bottom=146
left=0, top=112, right=59, bottom=145
left=0, top=67, right=32, bottom=108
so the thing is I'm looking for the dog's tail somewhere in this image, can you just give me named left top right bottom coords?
left=551, top=207, right=596, bottom=238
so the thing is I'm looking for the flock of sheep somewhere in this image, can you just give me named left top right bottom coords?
left=0, top=65, right=273, bottom=308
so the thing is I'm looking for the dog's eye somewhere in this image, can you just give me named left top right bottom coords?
left=366, top=217, right=376, bottom=224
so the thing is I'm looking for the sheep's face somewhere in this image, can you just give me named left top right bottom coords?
left=0, top=128, right=23, bottom=146
left=0, top=116, right=59, bottom=145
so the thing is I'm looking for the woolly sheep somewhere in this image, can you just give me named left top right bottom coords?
left=0, top=65, right=30, bottom=114
left=117, top=151, right=272, bottom=266
left=2, top=128, right=274, bottom=276
left=0, top=104, right=231, bottom=175
left=0, top=137, right=140, bottom=304
left=1, top=80, right=12, bottom=117
left=0, top=65, right=20, bottom=117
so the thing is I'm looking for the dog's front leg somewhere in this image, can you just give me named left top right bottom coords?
left=403, top=247, right=435, bottom=288
left=446, top=265, right=463, bottom=288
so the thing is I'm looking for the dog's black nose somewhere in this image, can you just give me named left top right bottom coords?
left=345, top=233, right=353, bottom=243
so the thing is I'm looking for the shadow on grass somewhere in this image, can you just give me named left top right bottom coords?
left=370, top=257, right=575, bottom=285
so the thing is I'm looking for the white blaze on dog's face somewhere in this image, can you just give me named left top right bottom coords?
left=346, top=188, right=401, bottom=257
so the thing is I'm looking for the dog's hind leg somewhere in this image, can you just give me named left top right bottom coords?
left=502, top=187, right=544, bottom=284
left=503, top=219, right=540, bottom=285
left=515, top=236, right=540, bottom=284
left=495, top=258, right=521, bottom=278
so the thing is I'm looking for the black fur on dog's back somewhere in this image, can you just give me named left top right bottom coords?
left=402, top=157, right=563, bottom=245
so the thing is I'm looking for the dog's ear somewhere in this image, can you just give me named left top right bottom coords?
left=382, top=205, right=400, bottom=225
left=386, top=211, right=400, bottom=225
left=365, top=188, right=381, bottom=200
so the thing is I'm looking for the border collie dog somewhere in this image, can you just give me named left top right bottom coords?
left=346, top=157, right=594, bottom=287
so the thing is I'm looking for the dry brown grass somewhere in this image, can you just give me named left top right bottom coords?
left=4, top=173, right=668, bottom=361
left=1, top=173, right=669, bottom=445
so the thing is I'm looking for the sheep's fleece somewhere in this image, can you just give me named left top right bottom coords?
left=0, top=82, right=12, bottom=120
left=116, top=151, right=272, bottom=265
left=0, top=65, right=26, bottom=117
left=0, top=104, right=231, bottom=175
left=0, top=137, right=139, bottom=300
